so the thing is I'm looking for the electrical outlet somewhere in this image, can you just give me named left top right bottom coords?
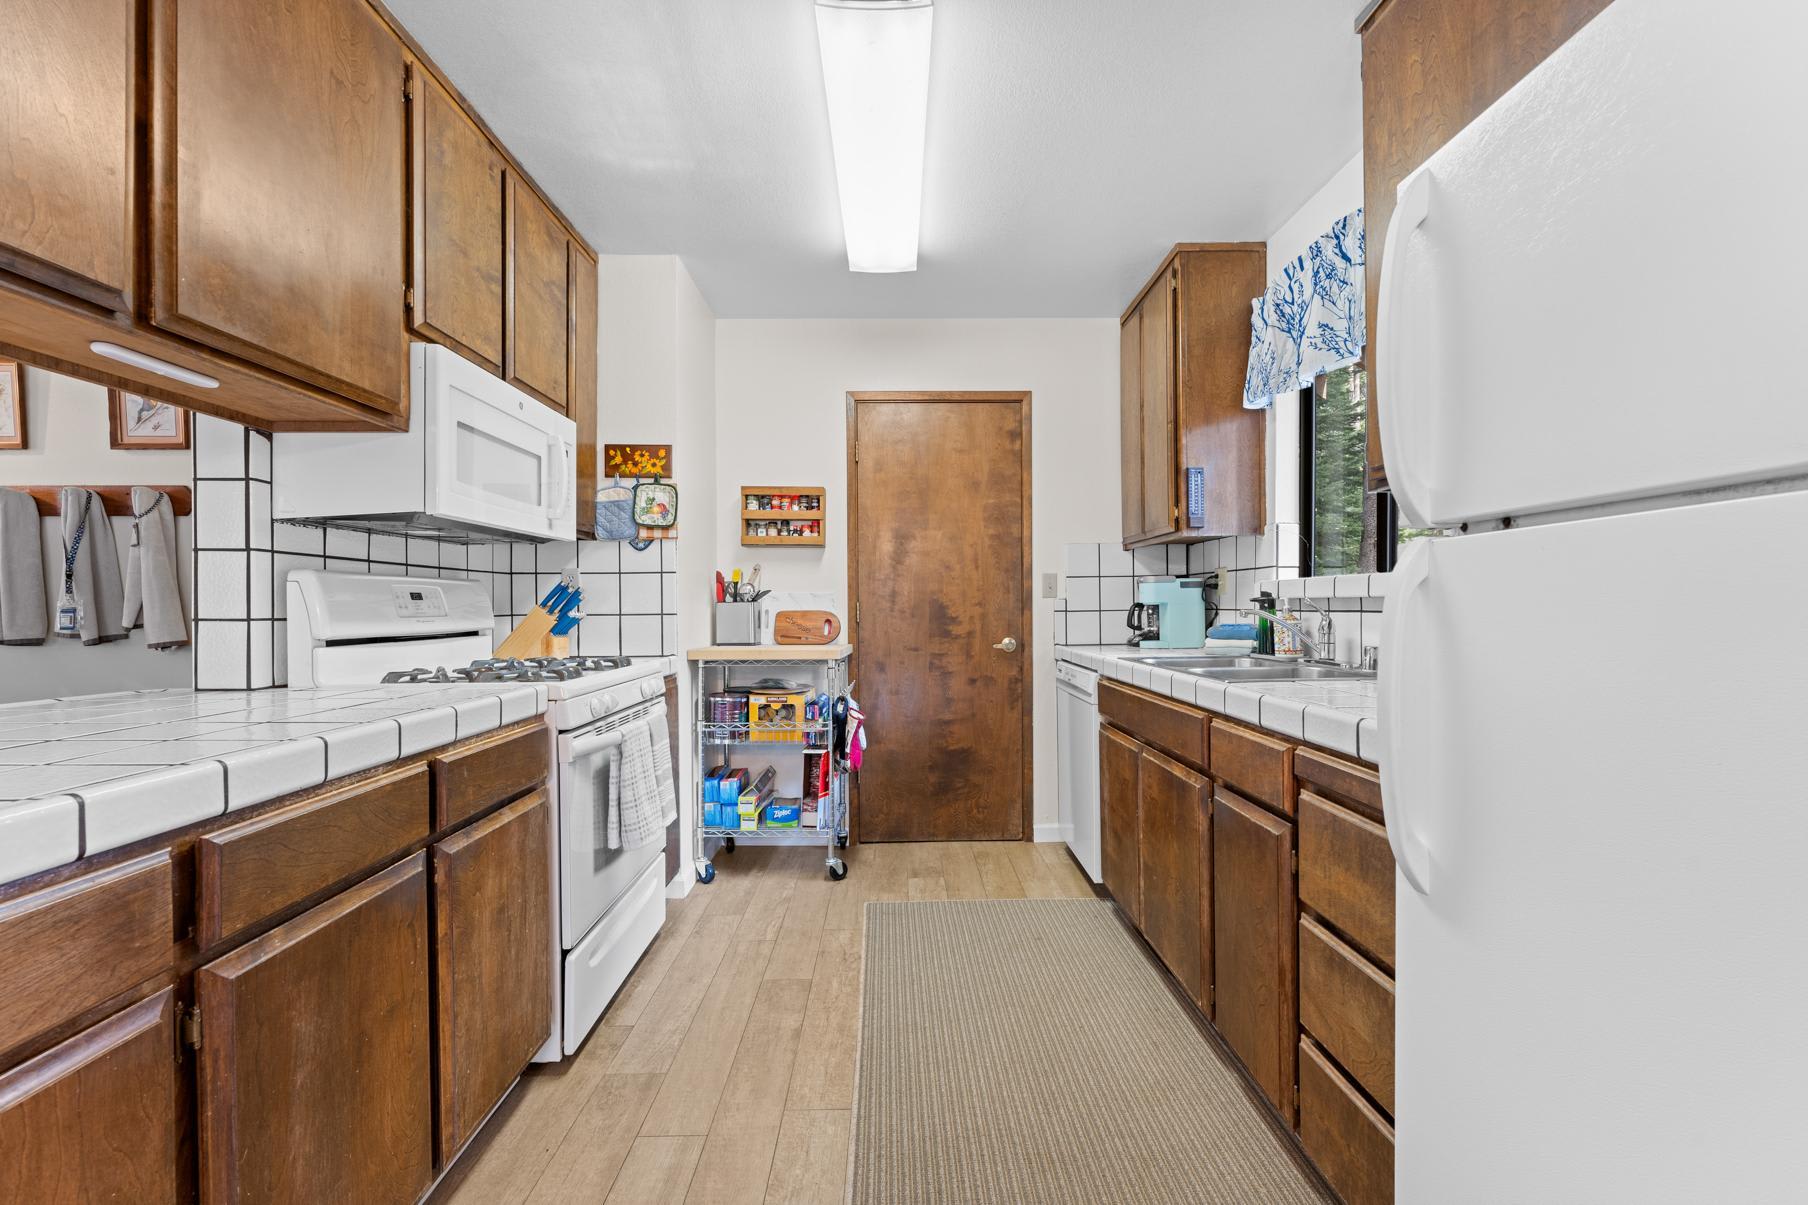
left=1041, top=573, right=1059, bottom=599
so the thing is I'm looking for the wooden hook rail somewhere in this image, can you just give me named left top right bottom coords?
left=7, top=486, right=193, bottom=518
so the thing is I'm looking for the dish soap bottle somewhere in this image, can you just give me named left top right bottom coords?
left=1254, top=590, right=1275, bottom=655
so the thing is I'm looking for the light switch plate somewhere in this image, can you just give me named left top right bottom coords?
left=1041, top=573, right=1059, bottom=599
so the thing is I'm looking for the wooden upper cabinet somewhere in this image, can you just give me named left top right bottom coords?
left=0, top=990, right=181, bottom=1204
left=1137, top=277, right=1175, bottom=541
left=1212, top=787, right=1297, bottom=1121
left=1099, top=724, right=1144, bottom=929
left=505, top=175, right=570, bottom=411
left=1118, top=306, right=1144, bottom=543
left=1119, top=245, right=1267, bottom=546
left=1360, top=0, right=1615, bottom=490
left=408, top=63, right=505, bottom=374
left=149, top=0, right=407, bottom=416
left=197, top=854, right=433, bottom=1205
left=0, top=0, right=136, bottom=312
left=432, top=791, right=553, bottom=1163
left=1137, top=746, right=1209, bottom=1006
left=568, top=242, right=599, bottom=535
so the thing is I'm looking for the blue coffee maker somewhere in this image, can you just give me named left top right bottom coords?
left=1126, top=578, right=1208, bottom=648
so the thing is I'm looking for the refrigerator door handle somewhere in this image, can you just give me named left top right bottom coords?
left=1379, top=537, right=1434, bottom=895
left=1376, top=166, right=1437, bottom=530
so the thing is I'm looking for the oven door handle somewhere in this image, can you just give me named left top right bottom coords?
left=569, top=727, right=628, bottom=761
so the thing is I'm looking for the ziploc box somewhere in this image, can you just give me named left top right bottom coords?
left=765, top=799, right=801, bottom=829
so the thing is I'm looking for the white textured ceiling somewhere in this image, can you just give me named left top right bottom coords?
left=384, top=0, right=1362, bottom=318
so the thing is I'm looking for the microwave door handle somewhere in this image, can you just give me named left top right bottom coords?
left=545, top=433, right=573, bottom=523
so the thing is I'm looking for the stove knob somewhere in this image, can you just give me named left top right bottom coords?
left=642, top=679, right=662, bottom=699
left=588, top=698, right=604, bottom=719
left=597, top=693, right=618, bottom=715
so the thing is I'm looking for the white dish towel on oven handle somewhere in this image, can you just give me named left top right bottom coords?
left=613, top=710, right=675, bottom=851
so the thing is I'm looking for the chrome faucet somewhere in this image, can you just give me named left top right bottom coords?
left=1293, top=597, right=1337, bottom=665
left=1248, top=601, right=1334, bottom=664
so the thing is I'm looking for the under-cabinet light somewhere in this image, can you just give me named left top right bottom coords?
left=89, top=342, right=220, bottom=389
left=814, top=0, right=933, bottom=273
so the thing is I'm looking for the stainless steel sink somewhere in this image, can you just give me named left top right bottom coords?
left=1195, top=664, right=1376, bottom=682
left=1121, top=653, right=1375, bottom=682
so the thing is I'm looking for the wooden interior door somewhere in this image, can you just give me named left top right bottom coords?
left=0, top=989, right=181, bottom=1203
left=149, top=0, right=407, bottom=416
left=196, top=854, right=432, bottom=1205
left=0, top=0, right=137, bottom=313
left=851, top=393, right=1030, bottom=842
left=431, top=791, right=553, bottom=1164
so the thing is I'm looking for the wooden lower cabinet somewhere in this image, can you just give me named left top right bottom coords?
left=1298, top=1036, right=1394, bottom=1205
left=1137, top=745, right=1210, bottom=1006
left=0, top=988, right=180, bottom=1202
left=1212, top=787, right=1297, bottom=1120
left=1099, top=724, right=1144, bottom=928
left=432, top=790, right=553, bottom=1163
left=197, top=854, right=434, bottom=1205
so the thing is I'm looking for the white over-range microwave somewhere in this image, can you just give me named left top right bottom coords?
left=274, top=343, right=577, bottom=543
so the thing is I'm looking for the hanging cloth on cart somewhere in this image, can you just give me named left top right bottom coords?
left=845, top=696, right=867, bottom=772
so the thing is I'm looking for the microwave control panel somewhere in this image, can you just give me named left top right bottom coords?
left=391, top=584, right=449, bottom=619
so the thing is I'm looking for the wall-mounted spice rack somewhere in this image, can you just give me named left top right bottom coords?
left=741, top=485, right=826, bottom=546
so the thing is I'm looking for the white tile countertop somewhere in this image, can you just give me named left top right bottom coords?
left=1057, top=644, right=1380, bottom=764
left=0, top=683, right=549, bottom=887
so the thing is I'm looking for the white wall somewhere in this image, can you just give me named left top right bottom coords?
left=599, top=255, right=718, bottom=884
left=714, top=319, right=1120, bottom=838
left=0, top=367, right=194, bottom=701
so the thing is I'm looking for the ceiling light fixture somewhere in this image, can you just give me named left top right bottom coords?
left=814, top=0, right=933, bottom=273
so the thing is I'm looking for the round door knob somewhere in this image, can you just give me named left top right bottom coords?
left=993, top=637, right=1019, bottom=652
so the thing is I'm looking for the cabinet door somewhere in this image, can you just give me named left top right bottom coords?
left=504, top=176, right=570, bottom=411
left=0, top=989, right=180, bottom=1203
left=1137, top=278, right=1176, bottom=541
left=1212, top=788, right=1297, bottom=1120
left=149, top=0, right=406, bottom=416
left=1137, top=747, right=1209, bottom=1005
left=408, top=63, right=504, bottom=374
left=568, top=242, right=599, bottom=535
left=1359, top=0, right=1614, bottom=491
left=1118, top=308, right=1144, bottom=544
left=432, top=791, right=552, bottom=1164
left=197, top=855, right=433, bottom=1205
left=1099, top=724, right=1143, bottom=929
left=0, top=0, right=136, bottom=312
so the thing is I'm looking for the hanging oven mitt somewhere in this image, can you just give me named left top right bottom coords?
left=594, top=481, right=638, bottom=541
left=632, top=480, right=677, bottom=530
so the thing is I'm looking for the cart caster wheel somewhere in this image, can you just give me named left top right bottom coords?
left=697, top=862, right=716, bottom=885
left=724, top=836, right=736, bottom=852
left=835, top=834, right=848, bottom=849
left=827, top=858, right=847, bottom=881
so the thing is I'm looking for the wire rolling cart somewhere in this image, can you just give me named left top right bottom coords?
left=687, top=645, right=852, bottom=882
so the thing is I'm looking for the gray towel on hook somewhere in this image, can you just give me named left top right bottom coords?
left=59, top=487, right=127, bottom=645
left=0, top=488, right=46, bottom=645
left=122, top=487, right=188, bottom=649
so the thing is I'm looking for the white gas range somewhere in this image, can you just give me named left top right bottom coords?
left=286, top=569, right=674, bottom=1062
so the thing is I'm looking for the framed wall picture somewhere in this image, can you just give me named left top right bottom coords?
left=0, top=360, right=23, bottom=450
left=108, top=389, right=189, bottom=450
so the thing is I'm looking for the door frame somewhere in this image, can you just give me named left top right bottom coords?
left=845, top=391, right=1035, bottom=842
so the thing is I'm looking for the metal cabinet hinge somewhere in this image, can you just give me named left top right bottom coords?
left=1290, top=849, right=1298, bottom=874
left=182, top=1005, right=202, bottom=1051
left=404, top=284, right=415, bottom=308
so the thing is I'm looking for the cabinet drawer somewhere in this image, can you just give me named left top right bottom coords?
left=197, top=765, right=430, bottom=947
left=1298, top=1037, right=1394, bottom=1205
left=1099, top=680, right=1207, bottom=769
left=1298, top=789, right=1395, bottom=970
left=1208, top=720, right=1293, bottom=813
left=0, top=852, right=173, bottom=1055
left=1299, top=915, right=1394, bottom=1114
left=432, top=723, right=549, bottom=829
left=1296, top=748, right=1382, bottom=823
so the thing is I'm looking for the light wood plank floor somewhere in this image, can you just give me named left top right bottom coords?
left=430, top=839, right=1099, bottom=1204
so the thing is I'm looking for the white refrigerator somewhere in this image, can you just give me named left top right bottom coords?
left=1376, top=2, right=1808, bottom=1201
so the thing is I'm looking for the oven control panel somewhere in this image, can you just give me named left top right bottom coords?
left=391, top=584, right=449, bottom=619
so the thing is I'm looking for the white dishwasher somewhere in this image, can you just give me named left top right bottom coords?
left=1055, top=660, right=1102, bottom=883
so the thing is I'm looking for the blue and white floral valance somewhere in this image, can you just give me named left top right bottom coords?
left=1243, top=209, right=1366, bottom=409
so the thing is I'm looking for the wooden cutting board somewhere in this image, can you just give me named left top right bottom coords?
left=774, top=610, right=841, bottom=645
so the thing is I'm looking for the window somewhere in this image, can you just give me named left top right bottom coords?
left=1299, top=364, right=1388, bottom=575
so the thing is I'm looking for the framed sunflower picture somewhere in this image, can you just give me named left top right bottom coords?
left=108, top=389, right=190, bottom=450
